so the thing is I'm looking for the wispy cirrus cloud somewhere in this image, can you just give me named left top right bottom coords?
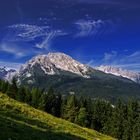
left=6, top=23, right=66, bottom=50
left=75, top=19, right=103, bottom=37
left=7, top=24, right=50, bottom=42
left=123, top=51, right=140, bottom=63
left=75, top=19, right=118, bottom=38
left=103, top=51, right=118, bottom=64
left=101, top=51, right=140, bottom=72
left=0, top=43, right=27, bottom=58
left=36, top=30, right=67, bottom=49
left=0, top=20, right=67, bottom=60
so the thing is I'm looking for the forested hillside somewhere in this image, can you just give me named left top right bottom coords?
left=0, top=79, right=140, bottom=139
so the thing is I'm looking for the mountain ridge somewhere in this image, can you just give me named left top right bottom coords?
left=97, top=65, right=140, bottom=84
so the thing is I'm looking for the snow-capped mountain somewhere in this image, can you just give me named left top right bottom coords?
left=0, top=67, right=16, bottom=81
left=2, top=53, right=140, bottom=85
left=97, top=65, right=140, bottom=84
left=17, top=52, right=90, bottom=80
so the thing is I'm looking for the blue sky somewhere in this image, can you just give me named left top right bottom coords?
left=0, top=0, right=140, bottom=71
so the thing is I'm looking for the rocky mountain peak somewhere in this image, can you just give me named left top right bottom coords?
left=47, top=52, right=89, bottom=76
left=18, top=52, right=90, bottom=78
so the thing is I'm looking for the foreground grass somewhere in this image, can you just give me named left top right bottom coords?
left=0, top=92, right=115, bottom=140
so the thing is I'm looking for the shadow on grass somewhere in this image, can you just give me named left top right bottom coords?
left=0, top=112, right=86, bottom=140
left=1, top=110, right=52, bottom=130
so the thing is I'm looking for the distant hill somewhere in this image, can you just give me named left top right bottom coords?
left=0, top=92, right=115, bottom=140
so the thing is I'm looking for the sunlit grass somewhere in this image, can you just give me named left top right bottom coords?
left=0, top=92, right=116, bottom=140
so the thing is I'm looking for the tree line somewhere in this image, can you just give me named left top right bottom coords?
left=0, top=79, right=140, bottom=140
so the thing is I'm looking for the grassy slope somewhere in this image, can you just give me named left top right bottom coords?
left=0, top=92, right=115, bottom=140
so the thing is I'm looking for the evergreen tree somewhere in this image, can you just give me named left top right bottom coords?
left=109, top=99, right=126, bottom=139
left=11, top=78, right=18, bottom=92
left=86, top=98, right=93, bottom=128
left=101, top=103, right=113, bottom=134
left=38, top=93, right=47, bottom=111
left=61, top=97, right=67, bottom=118
left=79, top=96, right=87, bottom=108
left=91, top=99, right=112, bottom=132
left=6, top=78, right=18, bottom=99
left=24, top=86, right=32, bottom=105
left=75, top=107, right=89, bottom=127
left=63, top=94, right=78, bottom=122
left=16, top=86, right=26, bottom=102
left=38, top=87, right=59, bottom=116
left=44, top=87, right=56, bottom=114
left=0, top=81, right=9, bottom=93
left=31, top=88, right=41, bottom=108
left=53, top=93, right=62, bottom=117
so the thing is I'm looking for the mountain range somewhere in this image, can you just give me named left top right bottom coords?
left=1, top=52, right=140, bottom=100
left=0, top=67, right=16, bottom=81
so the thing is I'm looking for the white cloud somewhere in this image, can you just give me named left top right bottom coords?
left=8, top=24, right=50, bottom=41
left=0, top=23, right=67, bottom=59
left=0, top=43, right=26, bottom=58
left=6, top=24, right=66, bottom=50
left=0, top=61, right=22, bottom=70
left=36, top=30, right=66, bottom=49
left=75, top=19, right=118, bottom=38
left=75, top=19, right=104, bottom=37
